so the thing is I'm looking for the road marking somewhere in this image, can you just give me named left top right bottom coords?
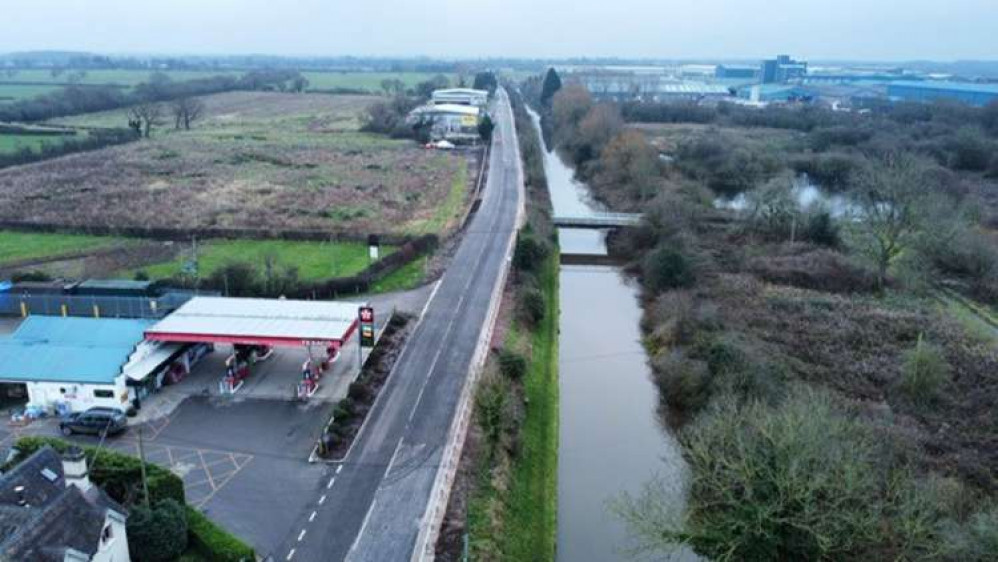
left=336, top=465, right=343, bottom=475
left=319, top=494, right=326, bottom=505
left=309, top=511, right=317, bottom=523
left=286, top=548, right=295, bottom=561
left=348, top=499, right=377, bottom=556
left=327, top=477, right=335, bottom=489
left=297, top=529, right=306, bottom=542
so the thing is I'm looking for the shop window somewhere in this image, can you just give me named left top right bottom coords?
left=93, top=389, right=114, bottom=399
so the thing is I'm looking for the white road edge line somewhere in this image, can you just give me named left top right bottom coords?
left=349, top=499, right=378, bottom=556
left=298, top=529, right=306, bottom=542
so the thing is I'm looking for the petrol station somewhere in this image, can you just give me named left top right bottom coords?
left=144, top=296, right=374, bottom=399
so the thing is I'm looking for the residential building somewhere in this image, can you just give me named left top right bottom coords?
left=887, top=80, right=998, bottom=107
left=0, top=446, right=130, bottom=562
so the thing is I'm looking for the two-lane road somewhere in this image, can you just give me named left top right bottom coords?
left=281, top=88, right=522, bottom=562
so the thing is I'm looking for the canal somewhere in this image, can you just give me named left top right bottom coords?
left=527, top=109, right=695, bottom=562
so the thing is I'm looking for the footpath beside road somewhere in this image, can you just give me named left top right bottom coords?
left=280, top=88, right=523, bottom=562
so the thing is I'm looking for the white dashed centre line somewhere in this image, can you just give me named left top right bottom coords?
left=298, top=529, right=307, bottom=542
left=336, top=465, right=343, bottom=475
left=286, top=548, right=295, bottom=561
left=309, top=510, right=317, bottom=523
left=327, top=477, right=335, bottom=489
left=319, top=494, right=327, bottom=505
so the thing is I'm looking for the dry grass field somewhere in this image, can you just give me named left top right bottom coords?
left=0, top=91, right=472, bottom=236
left=629, top=121, right=804, bottom=153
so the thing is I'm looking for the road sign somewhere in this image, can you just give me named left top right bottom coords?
left=359, top=306, right=374, bottom=324
left=359, top=306, right=375, bottom=347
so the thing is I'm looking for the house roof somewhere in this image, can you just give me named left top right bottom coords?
left=412, top=103, right=480, bottom=116
left=0, top=316, right=152, bottom=385
left=0, top=446, right=125, bottom=562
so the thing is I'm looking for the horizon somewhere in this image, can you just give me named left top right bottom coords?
left=2, top=0, right=996, bottom=62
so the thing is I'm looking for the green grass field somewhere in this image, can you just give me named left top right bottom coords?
left=0, top=230, right=125, bottom=265
left=128, top=239, right=392, bottom=282
left=0, top=83, right=64, bottom=104
left=368, top=254, right=429, bottom=294
left=0, top=131, right=82, bottom=154
left=301, top=72, right=457, bottom=92
left=0, top=69, right=457, bottom=95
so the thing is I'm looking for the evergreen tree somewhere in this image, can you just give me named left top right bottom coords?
left=540, top=67, right=563, bottom=108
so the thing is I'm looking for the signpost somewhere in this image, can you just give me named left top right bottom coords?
left=358, top=305, right=375, bottom=366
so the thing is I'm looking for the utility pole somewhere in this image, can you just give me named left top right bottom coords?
left=138, top=427, right=151, bottom=508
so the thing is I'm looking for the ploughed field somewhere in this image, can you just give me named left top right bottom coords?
left=0, top=91, right=470, bottom=236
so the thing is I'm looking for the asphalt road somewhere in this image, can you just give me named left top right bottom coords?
left=280, top=89, right=522, bottom=562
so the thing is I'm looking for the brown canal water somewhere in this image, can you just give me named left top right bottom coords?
left=526, top=108, right=696, bottom=562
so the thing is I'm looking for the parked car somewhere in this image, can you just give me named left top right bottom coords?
left=59, top=407, right=127, bottom=437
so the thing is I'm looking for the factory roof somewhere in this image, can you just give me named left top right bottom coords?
left=0, top=317, right=152, bottom=384
left=145, top=296, right=361, bottom=347
left=888, top=80, right=998, bottom=94
left=432, top=88, right=488, bottom=96
left=411, top=103, right=480, bottom=116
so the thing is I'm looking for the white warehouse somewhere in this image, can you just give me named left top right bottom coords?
left=431, top=88, right=489, bottom=107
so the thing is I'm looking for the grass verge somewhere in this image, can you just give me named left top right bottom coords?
left=501, top=249, right=559, bottom=560
left=466, top=248, right=560, bottom=561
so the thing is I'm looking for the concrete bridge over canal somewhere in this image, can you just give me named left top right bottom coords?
left=552, top=212, right=643, bottom=228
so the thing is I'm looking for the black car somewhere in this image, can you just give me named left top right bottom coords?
left=59, top=407, right=128, bottom=437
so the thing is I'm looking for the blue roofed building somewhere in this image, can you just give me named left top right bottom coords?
left=887, top=81, right=998, bottom=107
left=737, top=84, right=815, bottom=104
left=0, top=316, right=187, bottom=414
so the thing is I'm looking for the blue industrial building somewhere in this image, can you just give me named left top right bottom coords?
left=761, top=55, right=807, bottom=84
left=887, top=81, right=998, bottom=107
left=737, top=84, right=815, bottom=103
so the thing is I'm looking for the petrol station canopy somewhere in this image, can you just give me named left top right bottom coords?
left=144, top=296, right=361, bottom=347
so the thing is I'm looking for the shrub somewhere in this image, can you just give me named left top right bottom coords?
left=333, top=398, right=356, bottom=421
left=898, top=336, right=950, bottom=405
left=347, top=381, right=372, bottom=403
left=804, top=209, right=839, bottom=247
left=475, top=372, right=513, bottom=460
left=652, top=350, right=712, bottom=417
left=517, top=287, right=547, bottom=327
left=749, top=248, right=878, bottom=294
left=497, top=349, right=528, bottom=381
left=642, top=245, right=695, bottom=293
left=513, top=230, right=549, bottom=273
left=127, top=499, right=188, bottom=562
left=186, top=506, right=256, bottom=562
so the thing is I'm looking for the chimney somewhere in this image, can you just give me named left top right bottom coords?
left=14, top=485, right=26, bottom=506
left=62, top=447, right=92, bottom=493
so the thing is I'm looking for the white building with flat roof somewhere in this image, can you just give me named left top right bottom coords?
left=431, top=88, right=488, bottom=107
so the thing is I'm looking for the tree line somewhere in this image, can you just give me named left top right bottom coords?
left=0, top=69, right=307, bottom=123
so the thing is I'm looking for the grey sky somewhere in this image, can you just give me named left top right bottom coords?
left=1, top=0, right=995, bottom=61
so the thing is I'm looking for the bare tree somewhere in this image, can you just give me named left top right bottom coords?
left=291, top=76, right=309, bottom=93
left=380, top=78, right=405, bottom=96
left=129, top=102, right=164, bottom=138
left=170, top=97, right=205, bottom=131
left=848, top=152, right=940, bottom=291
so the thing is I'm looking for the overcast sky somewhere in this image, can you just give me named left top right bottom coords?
left=1, top=0, right=995, bottom=61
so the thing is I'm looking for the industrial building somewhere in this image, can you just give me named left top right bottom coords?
left=407, top=103, right=482, bottom=142
left=431, top=88, right=488, bottom=107
left=887, top=81, right=998, bottom=107
left=715, top=65, right=758, bottom=79
left=738, top=84, right=815, bottom=104
left=761, top=54, right=808, bottom=84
